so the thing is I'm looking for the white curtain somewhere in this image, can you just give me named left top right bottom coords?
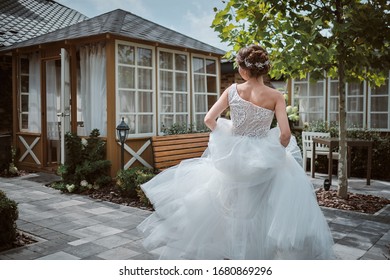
left=46, top=60, right=59, bottom=140
left=28, top=52, right=41, bottom=132
left=79, top=44, right=107, bottom=136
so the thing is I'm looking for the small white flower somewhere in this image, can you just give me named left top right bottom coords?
left=81, top=138, right=88, bottom=147
left=87, top=184, right=93, bottom=190
left=66, top=184, right=75, bottom=193
left=80, top=180, right=88, bottom=187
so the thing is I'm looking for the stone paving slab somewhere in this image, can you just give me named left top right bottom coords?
left=0, top=172, right=389, bottom=260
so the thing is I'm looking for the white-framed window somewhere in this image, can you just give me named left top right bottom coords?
left=368, top=72, right=390, bottom=130
left=328, top=78, right=339, bottom=124
left=116, top=41, right=155, bottom=138
left=292, top=74, right=326, bottom=126
left=347, top=81, right=366, bottom=128
left=328, top=79, right=366, bottom=128
left=18, top=53, right=41, bottom=133
left=158, top=48, right=190, bottom=134
left=20, top=56, right=29, bottom=131
left=192, top=55, right=219, bottom=130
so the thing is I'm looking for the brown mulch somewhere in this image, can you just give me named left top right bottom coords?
left=88, top=184, right=390, bottom=215
left=83, top=184, right=153, bottom=211
left=316, top=188, right=390, bottom=214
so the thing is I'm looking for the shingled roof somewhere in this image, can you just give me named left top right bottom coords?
left=0, top=0, right=88, bottom=48
left=1, top=8, right=226, bottom=55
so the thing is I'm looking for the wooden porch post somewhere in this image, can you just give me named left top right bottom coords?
left=105, top=38, right=119, bottom=177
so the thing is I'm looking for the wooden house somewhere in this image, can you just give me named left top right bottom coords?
left=0, top=0, right=88, bottom=170
left=0, top=5, right=225, bottom=176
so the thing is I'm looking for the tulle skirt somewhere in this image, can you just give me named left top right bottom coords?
left=137, top=118, right=335, bottom=260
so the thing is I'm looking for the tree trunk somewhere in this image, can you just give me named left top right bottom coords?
left=336, top=0, right=348, bottom=198
left=337, top=66, right=348, bottom=198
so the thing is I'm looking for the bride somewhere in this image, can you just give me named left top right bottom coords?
left=137, top=45, right=335, bottom=260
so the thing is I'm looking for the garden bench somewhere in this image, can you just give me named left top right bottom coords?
left=151, top=132, right=210, bottom=171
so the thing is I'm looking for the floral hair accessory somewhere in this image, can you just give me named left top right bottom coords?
left=244, top=59, right=270, bottom=69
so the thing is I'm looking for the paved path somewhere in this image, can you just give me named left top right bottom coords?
left=0, top=172, right=389, bottom=260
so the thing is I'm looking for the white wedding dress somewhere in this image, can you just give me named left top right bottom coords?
left=137, top=84, right=335, bottom=260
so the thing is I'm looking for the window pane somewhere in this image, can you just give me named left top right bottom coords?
left=195, top=95, right=207, bottom=112
left=176, top=114, right=188, bottom=125
left=194, top=74, right=205, bottom=92
left=207, top=95, right=217, bottom=110
left=307, top=113, right=323, bottom=122
left=309, top=98, right=323, bottom=111
left=371, top=114, right=388, bottom=128
left=160, top=71, right=173, bottom=91
left=329, top=98, right=338, bottom=112
left=20, top=58, right=29, bottom=74
left=329, top=81, right=339, bottom=96
left=118, top=66, right=135, bottom=88
left=310, top=82, right=324, bottom=96
left=118, top=44, right=135, bottom=65
left=298, top=99, right=309, bottom=112
left=329, top=113, right=338, bottom=123
left=371, top=96, right=388, bottom=111
left=195, top=114, right=206, bottom=130
left=21, top=95, right=29, bottom=112
left=161, top=93, right=173, bottom=112
left=21, top=76, right=29, bottom=92
left=193, top=58, right=204, bottom=73
left=206, top=76, right=217, bottom=93
left=21, top=114, right=28, bottom=129
left=161, top=115, right=174, bottom=129
left=206, top=59, right=216, bottom=74
left=347, top=113, right=363, bottom=127
left=139, top=92, right=152, bottom=113
left=176, top=94, right=187, bottom=112
left=138, top=69, right=152, bottom=89
left=175, top=54, right=187, bottom=71
left=348, top=82, right=363, bottom=96
left=371, top=81, right=388, bottom=95
left=175, top=73, right=187, bottom=91
left=347, top=97, right=364, bottom=111
left=138, top=48, right=152, bottom=67
left=120, top=115, right=136, bottom=134
left=119, top=90, right=135, bottom=113
left=159, top=52, right=173, bottom=69
left=294, top=84, right=308, bottom=96
left=139, top=115, right=153, bottom=133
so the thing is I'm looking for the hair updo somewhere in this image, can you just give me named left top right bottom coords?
left=236, top=45, right=270, bottom=77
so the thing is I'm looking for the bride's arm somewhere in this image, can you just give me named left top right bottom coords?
left=275, top=93, right=291, bottom=147
left=204, top=86, right=230, bottom=131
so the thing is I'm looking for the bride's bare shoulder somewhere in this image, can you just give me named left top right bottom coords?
left=265, top=86, right=283, bottom=98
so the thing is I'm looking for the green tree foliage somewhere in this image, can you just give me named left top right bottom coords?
left=213, top=0, right=389, bottom=84
left=212, top=0, right=389, bottom=197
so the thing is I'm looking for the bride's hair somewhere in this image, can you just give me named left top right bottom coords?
left=236, top=45, right=270, bottom=77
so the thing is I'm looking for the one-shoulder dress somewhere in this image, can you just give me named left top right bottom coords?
left=137, top=84, right=335, bottom=260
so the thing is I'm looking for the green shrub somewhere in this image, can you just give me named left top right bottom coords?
left=54, top=129, right=112, bottom=193
left=303, top=120, right=390, bottom=180
left=162, top=123, right=210, bottom=135
left=347, top=128, right=390, bottom=180
left=0, top=190, right=18, bottom=248
left=116, top=167, right=155, bottom=207
left=303, top=120, right=339, bottom=137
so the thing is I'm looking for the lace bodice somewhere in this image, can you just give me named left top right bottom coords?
left=228, top=84, right=274, bottom=137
